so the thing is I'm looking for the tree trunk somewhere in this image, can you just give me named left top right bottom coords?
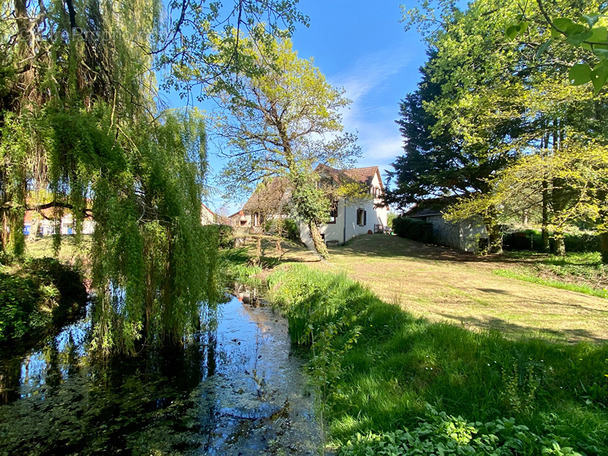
left=598, top=190, right=608, bottom=264
left=309, top=221, right=329, bottom=259
left=1, top=211, right=8, bottom=251
left=541, top=180, right=550, bottom=252
left=600, top=232, right=608, bottom=264
left=254, top=236, right=262, bottom=265
left=28, top=219, right=40, bottom=242
left=554, top=233, right=566, bottom=256
left=483, top=208, right=502, bottom=254
left=143, top=241, right=155, bottom=341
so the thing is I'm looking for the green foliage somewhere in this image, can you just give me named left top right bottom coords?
left=520, top=3, right=608, bottom=93
left=392, top=216, right=434, bottom=243
left=503, top=230, right=601, bottom=253
left=219, top=248, right=263, bottom=289
left=202, top=224, right=234, bottom=249
left=0, top=0, right=307, bottom=356
left=0, top=257, right=86, bottom=343
left=0, top=274, right=38, bottom=341
left=268, top=266, right=608, bottom=454
left=339, top=406, right=575, bottom=456
left=282, top=218, right=301, bottom=242
left=400, top=0, right=608, bottom=256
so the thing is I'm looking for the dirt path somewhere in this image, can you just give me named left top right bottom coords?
left=297, top=235, right=608, bottom=343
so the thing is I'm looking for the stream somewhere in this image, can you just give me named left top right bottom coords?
left=0, top=297, right=322, bottom=455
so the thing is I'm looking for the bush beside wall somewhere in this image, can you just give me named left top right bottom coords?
left=503, top=230, right=601, bottom=253
left=392, top=216, right=434, bottom=243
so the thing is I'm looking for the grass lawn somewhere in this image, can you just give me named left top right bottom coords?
left=255, top=234, right=608, bottom=343
left=235, top=236, right=608, bottom=453
left=497, top=251, right=608, bottom=297
left=268, top=265, right=608, bottom=455
left=15, top=235, right=93, bottom=279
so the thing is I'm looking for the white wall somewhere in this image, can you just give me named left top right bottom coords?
left=301, top=196, right=388, bottom=245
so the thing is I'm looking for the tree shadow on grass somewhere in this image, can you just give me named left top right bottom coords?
left=437, top=313, right=608, bottom=343
left=329, top=235, right=522, bottom=265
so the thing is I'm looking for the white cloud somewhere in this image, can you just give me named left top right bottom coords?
left=329, top=46, right=413, bottom=180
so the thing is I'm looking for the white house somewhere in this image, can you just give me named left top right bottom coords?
left=300, top=165, right=388, bottom=246
left=232, top=165, right=389, bottom=245
left=200, top=203, right=217, bottom=225
left=24, top=210, right=95, bottom=237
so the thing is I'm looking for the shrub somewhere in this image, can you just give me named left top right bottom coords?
left=392, top=216, right=434, bottom=243
left=201, top=224, right=234, bottom=248
left=0, top=274, right=39, bottom=341
left=282, top=218, right=301, bottom=242
left=217, top=224, right=234, bottom=248
left=503, top=230, right=601, bottom=253
left=0, top=258, right=87, bottom=344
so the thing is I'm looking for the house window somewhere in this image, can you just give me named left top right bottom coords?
left=356, top=209, right=367, bottom=226
left=328, top=200, right=338, bottom=224
left=253, top=212, right=264, bottom=227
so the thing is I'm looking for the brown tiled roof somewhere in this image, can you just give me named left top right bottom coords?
left=242, top=177, right=291, bottom=213
left=236, top=165, right=384, bottom=215
left=344, top=166, right=382, bottom=189
left=315, top=164, right=383, bottom=190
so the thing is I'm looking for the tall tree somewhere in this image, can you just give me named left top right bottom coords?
left=395, top=0, right=608, bottom=255
left=209, top=35, right=360, bottom=258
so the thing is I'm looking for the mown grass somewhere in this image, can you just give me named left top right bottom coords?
left=268, top=265, right=608, bottom=455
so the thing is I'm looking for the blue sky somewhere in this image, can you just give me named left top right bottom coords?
left=180, top=1, right=429, bottom=212
left=292, top=2, right=427, bottom=171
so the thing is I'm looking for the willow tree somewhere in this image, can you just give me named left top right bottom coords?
left=0, top=0, right=304, bottom=354
left=208, top=34, right=359, bottom=258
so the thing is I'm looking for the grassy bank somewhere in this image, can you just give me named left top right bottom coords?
left=500, top=252, right=608, bottom=299
left=268, top=265, right=608, bottom=455
left=494, top=268, right=608, bottom=300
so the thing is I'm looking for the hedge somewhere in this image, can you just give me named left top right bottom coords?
left=392, top=216, right=434, bottom=243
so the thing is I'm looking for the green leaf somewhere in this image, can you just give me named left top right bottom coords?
left=591, top=62, right=608, bottom=94
left=592, top=48, right=608, bottom=59
left=581, top=14, right=600, bottom=27
left=553, top=18, right=575, bottom=32
left=506, top=25, right=519, bottom=40
left=506, top=22, right=528, bottom=40
left=564, top=23, right=587, bottom=37
left=569, top=63, right=592, bottom=86
left=535, top=39, right=552, bottom=60
left=588, top=26, right=608, bottom=44
left=566, top=30, right=593, bottom=46
left=519, top=21, right=529, bottom=35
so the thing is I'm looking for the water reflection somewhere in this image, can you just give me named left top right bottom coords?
left=0, top=297, right=320, bottom=455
